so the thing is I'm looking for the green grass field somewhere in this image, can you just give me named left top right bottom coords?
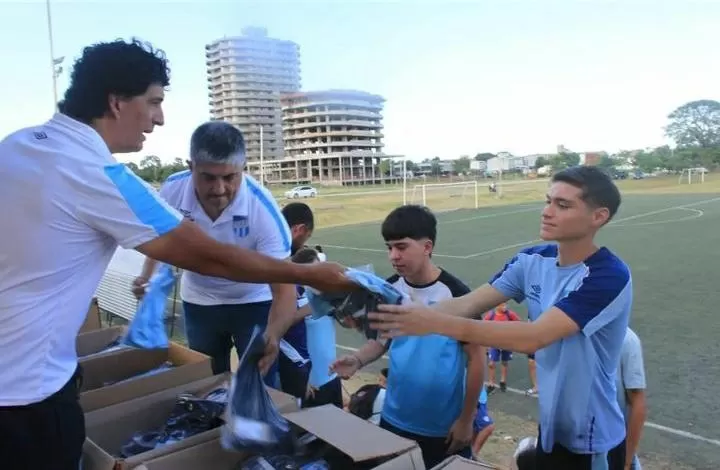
left=308, top=177, right=720, bottom=469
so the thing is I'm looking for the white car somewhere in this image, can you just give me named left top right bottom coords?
left=284, top=185, right=317, bottom=199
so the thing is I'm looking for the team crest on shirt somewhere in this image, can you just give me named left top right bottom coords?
left=233, top=216, right=249, bottom=238
left=179, top=209, right=194, bottom=222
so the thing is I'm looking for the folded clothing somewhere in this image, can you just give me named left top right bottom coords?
left=306, top=268, right=407, bottom=340
left=119, top=386, right=229, bottom=457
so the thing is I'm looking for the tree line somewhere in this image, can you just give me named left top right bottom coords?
left=130, top=99, right=720, bottom=182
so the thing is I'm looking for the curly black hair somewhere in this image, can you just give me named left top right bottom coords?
left=58, top=38, right=170, bottom=124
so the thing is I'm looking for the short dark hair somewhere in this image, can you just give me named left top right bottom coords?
left=282, top=202, right=315, bottom=231
left=551, top=165, right=621, bottom=220
left=59, top=38, right=170, bottom=124
left=292, top=247, right=319, bottom=264
left=381, top=205, right=437, bottom=244
left=190, top=121, right=245, bottom=165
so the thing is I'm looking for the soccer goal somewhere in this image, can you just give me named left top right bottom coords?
left=678, top=168, right=706, bottom=184
left=493, top=178, right=552, bottom=200
left=409, top=180, right=479, bottom=211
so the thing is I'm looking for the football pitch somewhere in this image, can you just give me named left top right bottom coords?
left=314, top=191, right=720, bottom=469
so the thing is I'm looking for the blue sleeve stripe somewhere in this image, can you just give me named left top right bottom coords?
left=165, top=170, right=191, bottom=182
left=246, top=178, right=291, bottom=253
left=104, top=164, right=181, bottom=236
left=555, top=257, right=631, bottom=329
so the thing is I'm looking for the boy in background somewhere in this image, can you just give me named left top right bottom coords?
left=484, top=303, right=520, bottom=392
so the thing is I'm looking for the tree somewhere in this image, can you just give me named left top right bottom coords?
left=474, top=152, right=496, bottom=161
left=378, top=159, right=392, bottom=176
left=633, top=152, right=663, bottom=173
left=596, top=155, right=617, bottom=171
left=549, top=152, right=580, bottom=171
left=453, top=156, right=471, bottom=174
left=665, top=100, right=720, bottom=149
left=534, top=156, right=549, bottom=169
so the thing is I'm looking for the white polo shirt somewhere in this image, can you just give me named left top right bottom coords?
left=158, top=171, right=291, bottom=306
left=0, top=114, right=182, bottom=406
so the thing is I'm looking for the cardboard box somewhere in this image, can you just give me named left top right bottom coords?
left=79, top=341, right=213, bottom=412
left=83, top=374, right=300, bottom=470
left=80, top=297, right=102, bottom=334
left=430, top=455, right=500, bottom=469
left=282, top=405, right=424, bottom=469
left=77, top=325, right=127, bottom=360
left=136, top=404, right=424, bottom=470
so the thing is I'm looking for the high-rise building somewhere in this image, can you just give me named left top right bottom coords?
left=247, top=89, right=389, bottom=184
left=205, top=27, right=300, bottom=162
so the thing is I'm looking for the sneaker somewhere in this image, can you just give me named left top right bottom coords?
left=499, top=382, right=507, bottom=392
left=486, top=384, right=497, bottom=394
left=525, top=388, right=537, bottom=397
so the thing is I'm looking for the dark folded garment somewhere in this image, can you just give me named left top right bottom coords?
left=119, top=386, right=228, bottom=457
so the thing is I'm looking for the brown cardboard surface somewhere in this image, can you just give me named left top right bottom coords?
left=133, top=439, right=245, bottom=470
left=79, top=341, right=213, bottom=412
left=430, top=455, right=499, bottom=469
left=83, top=374, right=300, bottom=470
left=77, top=325, right=127, bottom=359
left=79, top=297, right=102, bottom=334
left=284, top=404, right=424, bottom=468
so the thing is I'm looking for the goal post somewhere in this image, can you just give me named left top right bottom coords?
left=409, top=180, right=479, bottom=211
left=678, top=168, right=705, bottom=184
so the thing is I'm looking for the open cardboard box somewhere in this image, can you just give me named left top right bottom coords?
left=77, top=325, right=127, bottom=360
left=79, top=341, right=213, bottom=412
left=79, top=297, right=102, bottom=334
left=136, top=404, right=424, bottom=470
left=83, top=373, right=299, bottom=470
left=430, top=455, right=501, bottom=469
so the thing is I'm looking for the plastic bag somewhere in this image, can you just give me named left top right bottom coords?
left=123, top=264, right=176, bottom=349
left=305, top=267, right=407, bottom=340
left=221, top=325, right=295, bottom=454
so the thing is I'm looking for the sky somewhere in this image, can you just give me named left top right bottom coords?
left=1, top=0, right=719, bottom=163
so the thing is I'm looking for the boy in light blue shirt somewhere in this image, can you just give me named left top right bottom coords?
left=371, top=166, right=631, bottom=470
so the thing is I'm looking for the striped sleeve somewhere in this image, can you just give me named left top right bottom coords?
left=76, top=164, right=182, bottom=249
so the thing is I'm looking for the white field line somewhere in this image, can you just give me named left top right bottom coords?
left=334, top=344, right=720, bottom=447
left=460, top=196, right=720, bottom=259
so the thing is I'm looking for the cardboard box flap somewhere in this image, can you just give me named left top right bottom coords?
left=284, top=404, right=417, bottom=462
left=80, top=347, right=168, bottom=391
left=132, top=439, right=244, bottom=470
left=76, top=326, right=126, bottom=357
left=79, top=297, right=102, bottom=333
left=431, top=455, right=498, bottom=469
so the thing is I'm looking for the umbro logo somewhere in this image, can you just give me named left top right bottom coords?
left=531, top=284, right=542, bottom=295
left=179, top=209, right=194, bottom=222
left=33, top=131, right=47, bottom=140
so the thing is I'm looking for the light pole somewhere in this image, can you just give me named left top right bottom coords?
left=46, top=0, right=63, bottom=111
left=259, top=125, right=265, bottom=186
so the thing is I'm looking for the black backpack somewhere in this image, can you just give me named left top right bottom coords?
left=347, top=384, right=383, bottom=421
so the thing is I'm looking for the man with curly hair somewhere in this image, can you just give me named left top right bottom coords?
left=0, top=39, right=350, bottom=470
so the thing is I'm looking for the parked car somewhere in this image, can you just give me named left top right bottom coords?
left=284, top=185, right=317, bottom=199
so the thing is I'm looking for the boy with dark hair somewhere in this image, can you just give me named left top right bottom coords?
left=280, top=205, right=343, bottom=408
left=371, top=166, right=631, bottom=469
left=332, top=205, right=485, bottom=467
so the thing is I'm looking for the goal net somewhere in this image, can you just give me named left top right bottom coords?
left=408, top=181, right=479, bottom=212
left=493, top=179, right=551, bottom=202
left=678, top=168, right=705, bottom=184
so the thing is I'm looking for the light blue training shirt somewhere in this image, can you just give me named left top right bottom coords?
left=490, top=244, right=632, bottom=455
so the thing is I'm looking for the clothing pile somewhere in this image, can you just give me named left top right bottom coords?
left=306, top=267, right=408, bottom=340
left=119, top=386, right=229, bottom=457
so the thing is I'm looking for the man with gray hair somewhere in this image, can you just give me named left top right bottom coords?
left=134, top=121, right=296, bottom=384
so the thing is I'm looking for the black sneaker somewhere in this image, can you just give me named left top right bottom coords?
left=500, top=381, right=507, bottom=392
